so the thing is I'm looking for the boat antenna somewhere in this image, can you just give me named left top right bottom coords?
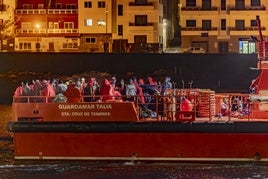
left=188, top=81, right=193, bottom=89
left=172, top=81, right=176, bottom=95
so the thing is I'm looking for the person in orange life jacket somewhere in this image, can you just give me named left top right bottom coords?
left=14, top=81, right=25, bottom=97
left=65, top=83, right=82, bottom=103
left=40, top=79, right=56, bottom=102
left=138, top=78, right=144, bottom=85
left=13, top=81, right=31, bottom=102
left=147, top=76, right=156, bottom=85
left=99, top=79, right=121, bottom=101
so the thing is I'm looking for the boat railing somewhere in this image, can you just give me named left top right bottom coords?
left=13, top=92, right=262, bottom=122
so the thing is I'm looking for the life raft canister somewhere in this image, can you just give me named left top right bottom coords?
left=176, top=97, right=195, bottom=122
left=180, top=98, right=193, bottom=111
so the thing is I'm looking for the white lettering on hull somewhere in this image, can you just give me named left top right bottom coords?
left=58, top=104, right=112, bottom=110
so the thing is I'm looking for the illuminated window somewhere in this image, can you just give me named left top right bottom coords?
left=98, top=19, right=106, bottom=26
left=239, top=39, right=256, bottom=54
left=85, top=2, right=92, bottom=8
left=85, top=19, right=93, bottom=26
left=85, top=37, right=96, bottom=43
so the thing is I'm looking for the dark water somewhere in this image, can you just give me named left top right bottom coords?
left=1, top=105, right=268, bottom=179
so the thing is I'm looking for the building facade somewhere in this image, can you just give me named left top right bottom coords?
left=180, top=0, right=268, bottom=53
left=11, top=0, right=164, bottom=53
left=14, top=0, right=79, bottom=52
left=79, top=0, right=164, bottom=53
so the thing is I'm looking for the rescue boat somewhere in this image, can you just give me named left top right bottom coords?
left=7, top=16, right=268, bottom=162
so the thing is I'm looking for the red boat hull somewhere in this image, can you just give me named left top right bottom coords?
left=13, top=132, right=268, bottom=162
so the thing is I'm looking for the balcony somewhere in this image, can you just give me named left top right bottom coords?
left=48, top=9, right=78, bottom=14
left=228, top=26, right=266, bottom=31
left=228, top=5, right=266, bottom=11
left=181, top=6, right=218, bottom=11
left=47, top=29, right=78, bottom=33
left=129, top=22, right=156, bottom=26
left=15, top=9, right=78, bottom=15
left=128, top=22, right=158, bottom=32
left=181, top=27, right=218, bottom=31
left=16, top=9, right=46, bottom=14
left=129, top=2, right=154, bottom=6
left=128, top=2, right=156, bottom=10
left=16, top=28, right=79, bottom=34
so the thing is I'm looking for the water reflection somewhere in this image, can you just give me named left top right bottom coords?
left=1, top=105, right=268, bottom=178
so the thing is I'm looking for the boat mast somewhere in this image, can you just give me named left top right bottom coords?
left=249, top=16, right=268, bottom=95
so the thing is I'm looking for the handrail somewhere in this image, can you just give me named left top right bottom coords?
left=13, top=92, right=257, bottom=122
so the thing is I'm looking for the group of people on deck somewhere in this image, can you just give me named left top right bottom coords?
left=219, top=96, right=248, bottom=118
left=13, top=76, right=173, bottom=103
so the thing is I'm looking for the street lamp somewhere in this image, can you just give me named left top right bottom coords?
left=105, top=10, right=108, bottom=53
left=163, top=19, right=167, bottom=53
